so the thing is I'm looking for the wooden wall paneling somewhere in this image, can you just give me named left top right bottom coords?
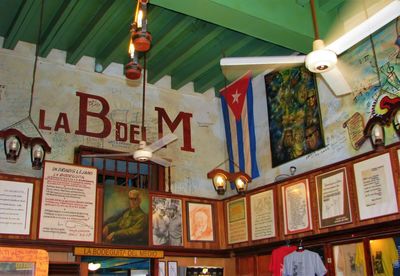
left=256, top=254, right=272, bottom=276
left=236, top=255, right=256, bottom=276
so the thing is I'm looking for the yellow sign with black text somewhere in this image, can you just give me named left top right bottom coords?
left=74, top=247, right=164, bottom=258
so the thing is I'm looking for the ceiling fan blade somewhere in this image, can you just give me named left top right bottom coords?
left=325, top=1, right=400, bottom=55
left=144, top=133, right=178, bottom=153
left=220, top=55, right=306, bottom=81
left=320, top=66, right=352, bottom=96
left=220, top=55, right=306, bottom=67
left=81, top=153, right=133, bottom=158
left=150, top=155, right=172, bottom=167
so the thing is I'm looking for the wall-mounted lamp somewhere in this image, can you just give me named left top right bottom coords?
left=207, top=159, right=252, bottom=195
left=130, top=0, right=151, bottom=52
left=363, top=96, right=400, bottom=150
left=364, top=116, right=386, bottom=150
left=0, top=128, right=51, bottom=170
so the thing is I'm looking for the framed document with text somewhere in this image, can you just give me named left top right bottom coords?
left=250, top=190, right=276, bottom=240
left=39, top=161, right=97, bottom=242
left=315, top=168, right=352, bottom=228
left=353, top=153, right=398, bottom=220
left=227, top=198, right=248, bottom=244
left=282, top=179, right=312, bottom=235
left=0, top=179, right=33, bottom=235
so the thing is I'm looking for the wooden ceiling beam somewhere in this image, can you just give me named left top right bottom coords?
left=3, top=0, right=39, bottom=49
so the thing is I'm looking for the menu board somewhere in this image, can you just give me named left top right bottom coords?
left=38, top=161, right=97, bottom=242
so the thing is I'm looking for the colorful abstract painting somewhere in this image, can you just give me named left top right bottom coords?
left=265, top=66, right=324, bottom=167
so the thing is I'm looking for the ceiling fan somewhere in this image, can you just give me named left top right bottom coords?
left=220, top=0, right=400, bottom=96
left=82, top=54, right=177, bottom=167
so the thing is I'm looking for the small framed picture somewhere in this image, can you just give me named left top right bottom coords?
left=187, top=202, right=214, bottom=242
left=168, top=261, right=178, bottom=276
left=158, top=261, right=166, bottom=276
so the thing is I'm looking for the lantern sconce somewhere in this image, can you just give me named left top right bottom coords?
left=0, top=128, right=51, bottom=170
left=207, top=159, right=252, bottom=195
left=364, top=116, right=386, bottom=150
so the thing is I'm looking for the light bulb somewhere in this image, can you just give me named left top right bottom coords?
left=137, top=10, right=143, bottom=28
left=129, top=42, right=135, bottom=59
left=10, top=138, right=19, bottom=150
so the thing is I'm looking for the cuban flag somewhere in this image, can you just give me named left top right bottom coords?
left=220, top=72, right=260, bottom=188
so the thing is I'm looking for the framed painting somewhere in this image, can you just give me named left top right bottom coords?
left=102, top=185, right=149, bottom=245
left=315, top=167, right=352, bottom=228
left=282, top=179, right=313, bottom=235
left=353, top=153, right=398, bottom=220
left=152, top=196, right=183, bottom=246
left=187, top=202, right=214, bottom=242
left=264, top=66, right=324, bottom=167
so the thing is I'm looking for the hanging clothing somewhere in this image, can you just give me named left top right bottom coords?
left=336, top=242, right=366, bottom=276
left=283, top=249, right=327, bottom=276
left=393, top=237, right=400, bottom=276
left=370, top=238, right=399, bottom=276
left=269, top=245, right=297, bottom=276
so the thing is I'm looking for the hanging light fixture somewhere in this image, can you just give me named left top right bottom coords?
left=131, top=0, right=151, bottom=52
left=207, top=169, right=229, bottom=195
left=207, top=159, right=252, bottom=195
left=0, top=0, right=51, bottom=169
left=125, top=42, right=142, bottom=80
left=0, top=129, right=51, bottom=169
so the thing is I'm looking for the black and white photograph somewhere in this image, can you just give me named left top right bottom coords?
left=152, top=196, right=183, bottom=246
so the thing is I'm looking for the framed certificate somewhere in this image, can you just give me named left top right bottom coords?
left=250, top=189, right=276, bottom=240
left=227, top=198, right=248, bottom=244
left=315, top=168, right=352, bottom=228
left=282, top=179, right=312, bottom=235
left=353, top=153, right=398, bottom=220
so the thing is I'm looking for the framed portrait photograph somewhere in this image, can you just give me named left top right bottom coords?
left=226, top=197, right=248, bottom=244
left=353, top=153, right=398, bottom=220
left=152, top=196, right=183, bottom=246
left=282, top=179, right=312, bottom=235
left=315, top=167, right=352, bottom=228
left=168, top=261, right=178, bottom=276
left=187, top=202, right=214, bottom=242
left=250, top=189, right=276, bottom=240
